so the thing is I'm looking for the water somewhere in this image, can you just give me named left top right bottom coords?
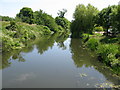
left=2, top=33, right=120, bottom=88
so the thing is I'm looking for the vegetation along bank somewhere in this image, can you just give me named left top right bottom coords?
left=1, top=4, right=120, bottom=75
left=1, top=7, right=70, bottom=52
left=70, top=4, right=120, bottom=75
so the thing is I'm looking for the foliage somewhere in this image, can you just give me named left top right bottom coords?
left=15, top=7, right=70, bottom=33
left=117, top=5, right=120, bottom=33
left=55, top=17, right=70, bottom=30
left=42, top=13, right=58, bottom=32
left=42, top=26, right=52, bottom=35
left=6, top=21, right=18, bottom=31
left=82, top=34, right=90, bottom=43
left=100, top=37, right=118, bottom=44
left=33, top=10, right=59, bottom=32
left=16, top=7, right=34, bottom=24
left=0, top=16, right=14, bottom=21
left=86, top=38, right=100, bottom=51
left=71, top=4, right=99, bottom=38
left=96, top=5, right=119, bottom=36
left=33, top=10, right=45, bottom=25
left=97, top=44, right=119, bottom=67
left=85, top=34, right=120, bottom=74
left=94, top=26, right=103, bottom=32
left=57, top=9, right=67, bottom=18
left=2, top=21, right=52, bottom=51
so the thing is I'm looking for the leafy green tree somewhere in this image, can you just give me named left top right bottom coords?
left=42, top=13, right=58, bottom=32
left=57, top=9, right=67, bottom=18
left=55, top=17, right=70, bottom=30
left=96, top=5, right=118, bottom=36
left=16, top=7, right=34, bottom=24
left=33, top=10, right=58, bottom=32
left=33, top=10, right=45, bottom=25
left=117, top=5, right=120, bottom=33
left=55, top=9, right=70, bottom=32
left=0, top=16, right=14, bottom=21
left=71, top=4, right=98, bottom=38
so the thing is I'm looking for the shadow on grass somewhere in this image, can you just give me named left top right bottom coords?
left=100, top=36, right=118, bottom=44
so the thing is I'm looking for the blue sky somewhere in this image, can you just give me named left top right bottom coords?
left=0, top=0, right=120, bottom=21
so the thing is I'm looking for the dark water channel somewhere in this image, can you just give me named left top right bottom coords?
left=2, top=33, right=120, bottom=88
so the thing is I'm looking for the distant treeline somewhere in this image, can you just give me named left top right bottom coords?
left=1, top=7, right=70, bottom=33
left=0, top=15, right=14, bottom=21
left=71, top=4, right=120, bottom=38
left=1, top=7, right=70, bottom=52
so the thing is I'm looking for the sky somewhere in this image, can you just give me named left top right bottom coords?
left=0, top=0, right=120, bottom=21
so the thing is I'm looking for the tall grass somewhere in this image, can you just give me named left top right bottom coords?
left=2, top=21, right=52, bottom=51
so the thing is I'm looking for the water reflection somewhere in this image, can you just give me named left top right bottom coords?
left=70, top=39, right=96, bottom=68
left=2, top=32, right=69, bottom=69
left=70, top=38, right=120, bottom=87
left=2, top=33, right=120, bottom=88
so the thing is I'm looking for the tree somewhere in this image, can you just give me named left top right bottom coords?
left=117, top=5, right=120, bottom=33
left=57, top=9, right=67, bottom=18
left=0, top=16, right=14, bottom=21
left=55, top=17, right=70, bottom=30
left=42, top=13, right=58, bottom=32
left=55, top=9, right=70, bottom=32
left=71, top=4, right=99, bottom=38
left=33, top=10, right=59, bottom=32
left=16, top=7, right=34, bottom=24
left=96, top=5, right=119, bottom=36
left=33, top=10, right=45, bottom=25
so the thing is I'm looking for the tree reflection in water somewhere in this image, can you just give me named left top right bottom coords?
left=2, top=32, right=69, bottom=69
left=70, top=38, right=120, bottom=86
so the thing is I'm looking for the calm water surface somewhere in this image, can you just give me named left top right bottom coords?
left=2, top=33, right=120, bottom=88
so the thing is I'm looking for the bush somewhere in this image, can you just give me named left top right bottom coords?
left=42, top=26, right=52, bottom=35
left=55, top=17, right=70, bottom=30
left=86, top=38, right=99, bottom=51
left=97, top=44, right=119, bottom=67
left=0, top=16, right=14, bottom=21
left=82, top=34, right=90, bottom=43
left=94, top=26, right=103, bottom=32
left=6, top=21, right=18, bottom=31
left=58, top=25, right=64, bottom=31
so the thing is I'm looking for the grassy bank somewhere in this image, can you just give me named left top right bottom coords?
left=1, top=21, right=55, bottom=52
left=82, top=33, right=120, bottom=75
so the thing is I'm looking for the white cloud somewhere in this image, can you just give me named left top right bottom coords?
left=15, top=72, right=35, bottom=81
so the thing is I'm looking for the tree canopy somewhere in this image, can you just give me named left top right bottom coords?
left=57, top=9, right=67, bottom=18
left=55, top=9, right=70, bottom=31
left=96, top=5, right=119, bottom=36
left=16, top=7, right=34, bottom=24
left=71, top=4, right=99, bottom=38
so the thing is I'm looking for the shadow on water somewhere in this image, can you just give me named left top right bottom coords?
left=70, top=38, right=120, bottom=86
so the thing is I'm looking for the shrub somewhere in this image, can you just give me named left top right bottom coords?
left=82, top=34, right=90, bottom=43
left=42, top=26, right=51, bottom=35
left=86, top=38, right=99, bottom=51
left=94, top=26, right=103, bottom=32
left=6, top=21, right=18, bottom=31
left=55, top=17, right=70, bottom=30
left=58, top=25, right=64, bottom=31
left=97, top=44, right=119, bottom=67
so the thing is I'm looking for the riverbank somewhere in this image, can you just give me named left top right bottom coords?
left=1, top=21, right=69, bottom=52
left=83, top=33, right=120, bottom=75
left=1, top=21, right=49, bottom=51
